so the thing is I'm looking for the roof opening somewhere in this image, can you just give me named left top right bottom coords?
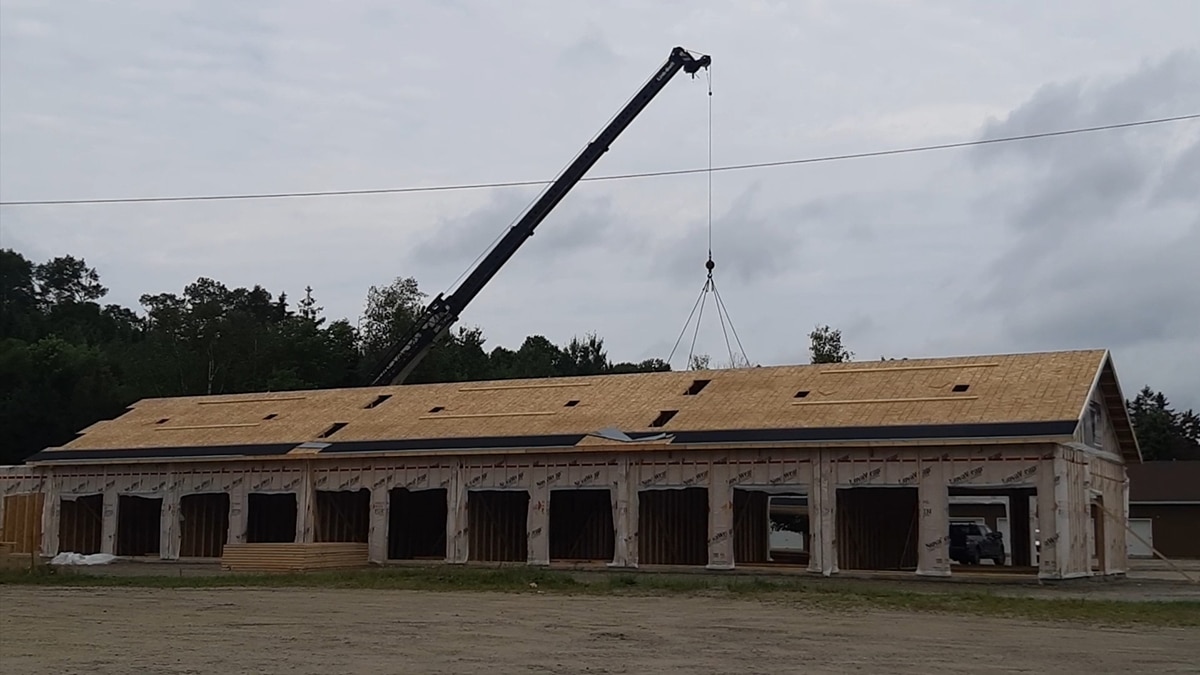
left=565, top=400, right=580, bottom=407
left=650, top=410, right=678, bottom=428
left=317, top=422, right=349, bottom=438
left=952, top=384, right=970, bottom=392
left=155, top=418, right=169, bottom=424
left=428, top=406, right=445, bottom=413
left=794, top=390, right=810, bottom=399
left=685, top=379, right=711, bottom=395
left=263, top=413, right=278, bottom=420
left=365, top=394, right=392, bottom=409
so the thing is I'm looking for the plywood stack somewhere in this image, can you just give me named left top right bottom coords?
left=0, top=540, right=41, bottom=570
left=220, top=543, right=369, bottom=573
left=1, top=493, right=45, bottom=554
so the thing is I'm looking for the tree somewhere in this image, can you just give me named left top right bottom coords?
left=0, top=249, right=40, bottom=341
left=610, top=358, right=671, bottom=374
left=0, top=336, right=125, bottom=465
left=809, top=324, right=853, bottom=364
left=34, top=255, right=107, bottom=307
left=357, top=276, right=426, bottom=372
left=1127, top=387, right=1200, bottom=461
left=298, top=285, right=322, bottom=324
left=509, top=335, right=565, bottom=378
left=558, top=332, right=611, bottom=376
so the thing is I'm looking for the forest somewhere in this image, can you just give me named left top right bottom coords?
left=1, top=248, right=1196, bottom=464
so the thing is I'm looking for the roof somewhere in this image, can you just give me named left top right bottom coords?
left=27, top=348, right=1139, bottom=464
left=1128, top=462, right=1200, bottom=503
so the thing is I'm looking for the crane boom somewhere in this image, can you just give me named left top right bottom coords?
left=370, top=46, right=711, bottom=387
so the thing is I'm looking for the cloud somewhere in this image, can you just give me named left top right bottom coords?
left=3, top=1, right=1199, bottom=410
left=1151, top=136, right=1200, bottom=206
left=557, top=25, right=621, bottom=71
left=959, top=50, right=1200, bottom=408
left=654, top=182, right=799, bottom=285
left=407, top=189, right=626, bottom=269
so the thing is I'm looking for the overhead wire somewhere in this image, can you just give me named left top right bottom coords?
left=2, top=113, right=1196, bottom=207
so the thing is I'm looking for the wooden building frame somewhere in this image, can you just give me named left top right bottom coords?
left=1, top=349, right=1141, bottom=580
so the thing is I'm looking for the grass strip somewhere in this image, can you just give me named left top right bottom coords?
left=3, top=564, right=1197, bottom=628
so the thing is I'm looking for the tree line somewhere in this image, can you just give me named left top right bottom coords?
left=1, top=248, right=1196, bottom=464
left=0, top=249, right=669, bottom=464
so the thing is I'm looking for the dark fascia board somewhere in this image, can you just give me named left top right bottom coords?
left=321, top=434, right=587, bottom=454
left=325, top=421, right=1073, bottom=455
left=24, top=443, right=298, bottom=464
left=22, top=420, right=1078, bottom=464
left=666, top=420, right=1078, bottom=445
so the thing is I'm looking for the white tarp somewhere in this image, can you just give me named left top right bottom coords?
left=50, top=552, right=117, bottom=566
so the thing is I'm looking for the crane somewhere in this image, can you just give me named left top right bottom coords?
left=369, top=46, right=712, bottom=386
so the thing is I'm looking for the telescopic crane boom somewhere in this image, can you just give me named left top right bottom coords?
left=369, top=46, right=711, bottom=386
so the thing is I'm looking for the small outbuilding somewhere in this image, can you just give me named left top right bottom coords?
left=1127, top=461, right=1200, bottom=559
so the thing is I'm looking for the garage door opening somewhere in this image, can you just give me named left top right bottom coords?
left=549, top=489, right=614, bottom=563
left=179, top=493, right=230, bottom=558
left=949, top=486, right=1037, bottom=569
left=246, top=493, right=297, bottom=543
left=315, top=489, right=370, bottom=543
left=836, top=487, right=917, bottom=571
left=728, top=491, right=810, bottom=566
left=388, top=488, right=448, bottom=560
left=732, top=489, right=770, bottom=564
left=468, top=490, right=529, bottom=562
left=116, top=495, right=162, bottom=557
left=58, top=494, right=102, bottom=555
left=768, top=494, right=810, bottom=565
left=638, top=487, right=708, bottom=566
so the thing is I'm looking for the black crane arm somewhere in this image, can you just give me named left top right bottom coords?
left=370, top=46, right=711, bottom=387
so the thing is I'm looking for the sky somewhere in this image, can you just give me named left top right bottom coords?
left=2, top=1, right=1199, bottom=410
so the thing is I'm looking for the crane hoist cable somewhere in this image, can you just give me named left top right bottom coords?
left=666, top=65, right=750, bottom=370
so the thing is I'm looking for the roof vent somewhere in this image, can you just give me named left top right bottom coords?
left=365, top=394, right=392, bottom=409
left=952, top=384, right=970, bottom=392
left=428, top=406, right=445, bottom=413
left=317, top=422, right=348, bottom=439
left=685, top=379, right=711, bottom=395
left=794, top=390, right=810, bottom=399
left=565, top=400, right=580, bottom=407
left=263, top=413, right=278, bottom=420
left=650, top=410, right=678, bottom=428
left=155, top=418, right=169, bottom=425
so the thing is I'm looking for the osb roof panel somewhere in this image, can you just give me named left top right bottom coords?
left=53, top=349, right=1108, bottom=451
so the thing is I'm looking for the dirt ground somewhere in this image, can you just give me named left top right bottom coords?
left=2, top=587, right=1198, bottom=674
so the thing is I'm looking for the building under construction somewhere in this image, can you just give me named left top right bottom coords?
left=0, top=348, right=1140, bottom=580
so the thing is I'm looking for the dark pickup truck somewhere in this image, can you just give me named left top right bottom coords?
left=949, top=521, right=1006, bottom=565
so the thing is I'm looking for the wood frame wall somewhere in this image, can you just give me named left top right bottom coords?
left=14, top=442, right=1129, bottom=579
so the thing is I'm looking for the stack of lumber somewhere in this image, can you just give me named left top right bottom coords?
left=220, top=542, right=369, bottom=573
left=0, top=540, right=42, bottom=570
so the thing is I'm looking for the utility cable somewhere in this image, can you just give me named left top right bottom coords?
left=2, top=113, right=1196, bottom=207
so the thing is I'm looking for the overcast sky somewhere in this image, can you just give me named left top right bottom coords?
left=2, top=1, right=1198, bottom=410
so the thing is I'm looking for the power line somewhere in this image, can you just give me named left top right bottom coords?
left=1, top=113, right=1196, bottom=207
